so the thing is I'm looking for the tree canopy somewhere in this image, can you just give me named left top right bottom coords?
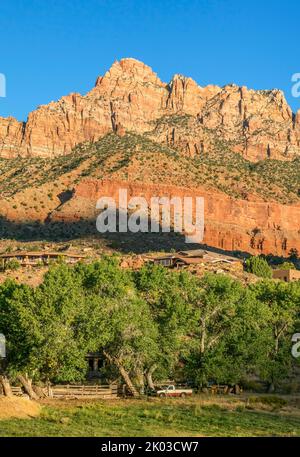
left=0, top=256, right=299, bottom=395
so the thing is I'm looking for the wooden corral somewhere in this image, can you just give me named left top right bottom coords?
left=51, top=384, right=118, bottom=399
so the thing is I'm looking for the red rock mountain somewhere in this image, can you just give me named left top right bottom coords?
left=1, top=58, right=300, bottom=258
left=1, top=58, right=300, bottom=161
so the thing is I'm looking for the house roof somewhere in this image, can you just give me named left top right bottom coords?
left=148, top=249, right=241, bottom=264
left=147, top=254, right=174, bottom=261
left=173, top=257, right=203, bottom=265
left=177, top=249, right=206, bottom=257
left=203, top=253, right=240, bottom=262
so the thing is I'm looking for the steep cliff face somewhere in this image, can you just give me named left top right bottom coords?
left=1, top=58, right=300, bottom=160
left=0, top=129, right=299, bottom=256
left=1, top=58, right=300, bottom=257
left=49, top=179, right=300, bottom=257
left=0, top=116, right=24, bottom=157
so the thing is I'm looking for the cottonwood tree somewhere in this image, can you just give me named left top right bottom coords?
left=0, top=265, right=95, bottom=395
left=184, top=273, right=253, bottom=386
left=101, top=296, right=158, bottom=396
left=78, top=258, right=159, bottom=396
left=32, top=263, right=89, bottom=384
left=0, top=280, right=40, bottom=397
left=251, top=279, right=300, bottom=391
left=135, top=264, right=193, bottom=388
left=1, top=256, right=299, bottom=397
left=200, top=288, right=271, bottom=385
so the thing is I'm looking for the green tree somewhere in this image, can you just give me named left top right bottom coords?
left=78, top=258, right=159, bottom=396
left=31, top=263, right=90, bottom=383
left=251, top=280, right=300, bottom=390
left=0, top=265, right=97, bottom=394
left=184, top=273, right=259, bottom=386
left=245, top=256, right=272, bottom=278
left=135, top=264, right=193, bottom=387
left=0, top=279, right=40, bottom=397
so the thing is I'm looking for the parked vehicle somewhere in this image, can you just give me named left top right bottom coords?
left=156, top=384, right=193, bottom=398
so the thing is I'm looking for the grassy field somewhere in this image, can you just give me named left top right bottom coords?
left=0, top=395, right=300, bottom=437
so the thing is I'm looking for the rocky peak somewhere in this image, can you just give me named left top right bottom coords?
left=94, top=58, right=164, bottom=90
left=165, top=73, right=215, bottom=115
left=0, top=58, right=299, bottom=161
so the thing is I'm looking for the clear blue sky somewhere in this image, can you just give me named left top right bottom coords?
left=0, top=0, right=299, bottom=121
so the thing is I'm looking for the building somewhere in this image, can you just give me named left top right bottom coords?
left=151, top=255, right=174, bottom=267
left=173, top=256, right=204, bottom=268
left=0, top=251, right=86, bottom=267
left=149, top=249, right=242, bottom=269
left=272, top=269, right=300, bottom=282
left=86, top=352, right=105, bottom=379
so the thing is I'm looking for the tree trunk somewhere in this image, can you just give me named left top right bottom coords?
left=18, top=374, right=39, bottom=400
left=135, top=368, right=145, bottom=395
left=0, top=375, right=13, bottom=397
left=103, top=351, right=139, bottom=397
left=200, top=318, right=206, bottom=355
left=117, top=363, right=139, bottom=397
left=33, top=385, right=47, bottom=398
left=146, top=364, right=157, bottom=390
left=268, top=382, right=275, bottom=393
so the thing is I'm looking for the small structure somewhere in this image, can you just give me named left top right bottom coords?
left=173, top=256, right=203, bottom=268
left=86, top=352, right=105, bottom=379
left=149, top=249, right=241, bottom=269
left=0, top=251, right=86, bottom=267
left=272, top=268, right=300, bottom=282
left=152, top=255, right=174, bottom=267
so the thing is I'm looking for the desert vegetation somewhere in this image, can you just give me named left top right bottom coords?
left=1, top=131, right=300, bottom=203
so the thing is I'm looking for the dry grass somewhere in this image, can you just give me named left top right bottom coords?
left=0, top=397, right=41, bottom=420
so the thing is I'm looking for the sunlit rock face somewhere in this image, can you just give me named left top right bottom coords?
left=1, top=58, right=300, bottom=161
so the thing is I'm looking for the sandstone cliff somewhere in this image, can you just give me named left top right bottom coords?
left=1, top=58, right=300, bottom=161
left=47, top=179, right=300, bottom=257
left=1, top=59, right=300, bottom=257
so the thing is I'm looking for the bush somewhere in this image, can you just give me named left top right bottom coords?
left=276, top=261, right=295, bottom=270
left=4, top=259, right=21, bottom=271
left=245, top=256, right=272, bottom=278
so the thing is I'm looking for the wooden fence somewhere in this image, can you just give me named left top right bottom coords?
left=11, top=386, right=23, bottom=396
left=51, top=384, right=118, bottom=399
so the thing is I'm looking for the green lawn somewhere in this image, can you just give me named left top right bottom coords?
left=0, top=396, right=300, bottom=437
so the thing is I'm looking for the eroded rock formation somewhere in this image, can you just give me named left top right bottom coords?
left=1, top=58, right=300, bottom=161
left=49, top=179, right=300, bottom=257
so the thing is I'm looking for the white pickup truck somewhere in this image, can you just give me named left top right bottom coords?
left=156, top=384, right=193, bottom=398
